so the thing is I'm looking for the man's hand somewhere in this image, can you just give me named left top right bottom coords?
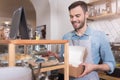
left=78, top=62, right=110, bottom=78
left=78, top=63, right=97, bottom=77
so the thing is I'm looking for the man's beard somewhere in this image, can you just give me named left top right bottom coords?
left=75, top=21, right=85, bottom=31
left=72, top=18, right=85, bottom=31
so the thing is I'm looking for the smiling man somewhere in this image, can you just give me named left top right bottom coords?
left=59, top=1, right=116, bottom=80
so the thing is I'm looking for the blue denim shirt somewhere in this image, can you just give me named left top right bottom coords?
left=61, top=27, right=116, bottom=74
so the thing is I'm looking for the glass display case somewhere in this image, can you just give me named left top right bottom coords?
left=0, top=40, right=69, bottom=80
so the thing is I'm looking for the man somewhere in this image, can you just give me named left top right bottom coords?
left=58, top=1, right=116, bottom=80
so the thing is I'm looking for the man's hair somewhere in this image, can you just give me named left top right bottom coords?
left=68, top=1, right=88, bottom=13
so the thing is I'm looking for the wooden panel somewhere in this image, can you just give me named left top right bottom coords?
left=64, top=42, right=69, bottom=80
left=41, top=65, right=65, bottom=72
left=0, top=40, right=10, bottom=44
left=8, top=43, right=15, bottom=66
left=10, top=40, right=68, bottom=45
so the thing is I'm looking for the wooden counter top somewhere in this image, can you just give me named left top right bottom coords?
left=98, top=71, right=120, bottom=80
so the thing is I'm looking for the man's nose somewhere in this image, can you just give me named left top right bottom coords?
left=71, top=16, right=77, bottom=21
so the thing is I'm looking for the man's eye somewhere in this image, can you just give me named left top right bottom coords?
left=76, top=14, right=81, bottom=18
left=76, top=15, right=80, bottom=17
left=70, top=16, right=73, bottom=19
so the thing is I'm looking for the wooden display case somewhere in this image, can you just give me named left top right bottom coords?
left=0, top=40, right=69, bottom=80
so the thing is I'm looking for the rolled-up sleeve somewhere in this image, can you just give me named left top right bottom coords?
left=100, top=32, right=116, bottom=74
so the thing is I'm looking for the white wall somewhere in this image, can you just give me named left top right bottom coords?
left=30, top=0, right=51, bottom=39
left=88, top=18, right=120, bottom=42
left=48, top=0, right=59, bottom=39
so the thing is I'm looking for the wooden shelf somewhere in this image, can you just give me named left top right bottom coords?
left=87, top=0, right=118, bottom=21
left=88, top=12, right=120, bottom=21
left=88, top=0, right=115, bottom=6
left=88, top=13, right=117, bottom=21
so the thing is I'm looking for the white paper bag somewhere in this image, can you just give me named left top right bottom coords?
left=69, top=46, right=87, bottom=67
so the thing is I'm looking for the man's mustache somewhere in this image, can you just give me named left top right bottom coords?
left=72, top=21, right=79, bottom=24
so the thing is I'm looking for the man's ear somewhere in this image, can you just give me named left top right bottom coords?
left=85, top=12, right=89, bottom=18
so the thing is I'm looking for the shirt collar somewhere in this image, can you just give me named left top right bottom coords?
left=72, top=26, right=92, bottom=37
